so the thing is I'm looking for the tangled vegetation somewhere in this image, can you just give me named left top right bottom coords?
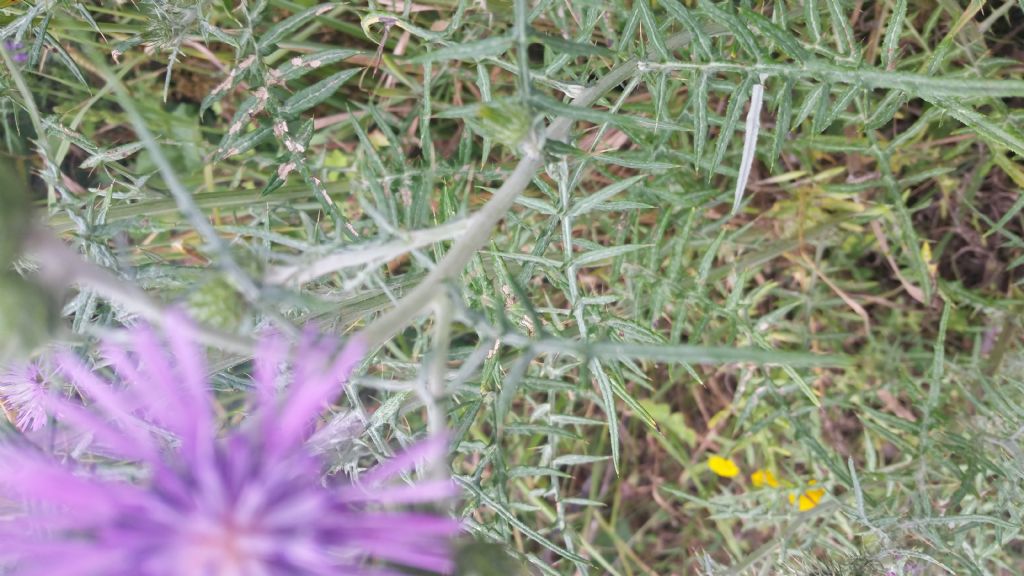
left=2, top=1, right=1024, bottom=574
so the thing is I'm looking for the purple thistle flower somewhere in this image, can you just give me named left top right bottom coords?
left=2, top=40, right=28, bottom=64
left=0, top=362, right=49, bottom=432
left=0, top=313, right=460, bottom=575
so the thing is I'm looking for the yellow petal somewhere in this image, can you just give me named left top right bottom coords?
left=708, top=455, right=740, bottom=478
left=921, top=242, right=937, bottom=276
left=791, top=485, right=826, bottom=511
left=751, top=469, right=779, bottom=488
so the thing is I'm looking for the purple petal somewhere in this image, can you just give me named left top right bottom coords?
left=2, top=546, right=129, bottom=576
left=272, top=335, right=364, bottom=454
left=115, top=325, right=196, bottom=446
left=345, top=537, right=455, bottom=575
left=40, top=393, right=156, bottom=462
left=160, top=311, right=213, bottom=450
left=329, top=512, right=462, bottom=537
left=252, top=331, right=287, bottom=432
left=0, top=447, right=134, bottom=518
left=56, top=353, right=152, bottom=441
left=361, top=434, right=449, bottom=485
left=338, top=479, right=458, bottom=505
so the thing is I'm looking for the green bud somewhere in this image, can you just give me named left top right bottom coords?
left=0, top=274, right=59, bottom=364
left=475, top=100, right=532, bottom=150
left=0, top=162, right=32, bottom=268
left=186, top=276, right=246, bottom=332
left=232, top=247, right=266, bottom=278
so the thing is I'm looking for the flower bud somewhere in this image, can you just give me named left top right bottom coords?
left=475, top=100, right=532, bottom=151
left=186, top=276, right=246, bottom=331
left=0, top=274, right=59, bottom=364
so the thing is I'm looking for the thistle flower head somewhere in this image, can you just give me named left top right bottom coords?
left=0, top=313, right=459, bottom=575
left=0, top=361, right=49, bottom=432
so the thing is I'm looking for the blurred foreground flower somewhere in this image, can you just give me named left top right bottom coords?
left=0, top=314, right=459, bottom=575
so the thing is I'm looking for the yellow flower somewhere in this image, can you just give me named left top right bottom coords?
left=708, top=455, right=740, bottom=478
left=751, top=469, right=779, bottom=488
left=788, top=481, right=826, bottom=511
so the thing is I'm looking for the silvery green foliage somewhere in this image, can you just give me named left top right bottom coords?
left=1, top=1, right=1024, bottom=574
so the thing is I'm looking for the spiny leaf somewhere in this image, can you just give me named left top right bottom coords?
left=529, top=31, right=614, bottom=57
left=80, top=142, right=146, bottom=169
left=456, top=477, right=588, bottom=564
left=216, top=124, right=271, bottom=161
left=45, top=33, right=88, bottom=87
left=280, top=68, right=360, bottom=116
left=636, top=0, right=668, bottom=60
left=889, top=106, right=942, bottom=150
left=275, top=49, right=363, bottom=82
left=408, top=35, right=514, bottom=64
left=693, top=70, right=710, bottom=170
left=43, top=119, right=97, bottom=153
left=568, top=175, right=645, bottom=218
left=201, top=56, right=260, bottom=116
left=662, top=0, right=712, bottom=60
left=530, top=94, right=685, bottom=132
left=810, top=81, right=834, bottom=133
left=619, top=1, right=642, bottom=53
left=770, top=76, right=794, bottom=172
left=591, top=153, right=678, bottom=171
left=865, top=89, right=906, bottom=130
left=572, top=244, right=651, bottom=267
left=883, top=0, right=907, bottom=69
left=257, top=3, right=341, bottom=54
left=218, top=94, right=262, bottom=152
left=929, top=96, right=1024, bottom=157
left=607, top=372, right=658, bottom=432
left=733, top=81, right=764, bottom=214
left=698, top=0, right=762, bottom=59
left=590, top=360, right=620, bottom=475
left=528, top=339, right=850, bottom=368
left=653, top=69, right=668, bottom=126
left=697, top=228, right=727, bottom=287
left=505, top=424, right=580, bottom=439
left=816, top=83, right=858, bottom=134
left=804, top=0, right=822, bottom=44
left=794, top=82, right=828, bottom=130
left=552, top=454, right=610, bottom=467
left=824, top=0, right=854, bottom=56
left=807, top=65, right=1024, bottom=97
left=708, top=74, right=754, bottom=181
left=738, top=7, right=811, bottom=63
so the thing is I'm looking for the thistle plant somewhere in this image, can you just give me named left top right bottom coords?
left=1, top=0, right=1024, bottom=574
